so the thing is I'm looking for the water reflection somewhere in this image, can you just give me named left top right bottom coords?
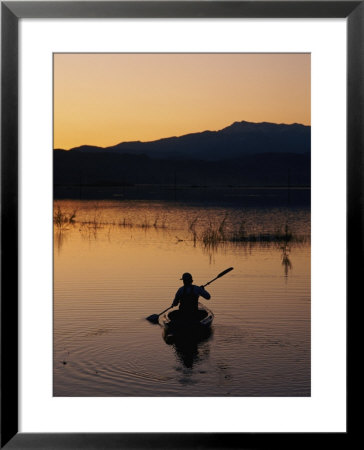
left=163, top=328, right=213, bottom=369
left=55, top=229, right=68, bottom=255
left=280, top=223, right=293, bottom=277
left=55, top=221, right=300, bottom=277
left=281, top=242, right=292, bottom=277
left=53, top=199, right=310, bottom=396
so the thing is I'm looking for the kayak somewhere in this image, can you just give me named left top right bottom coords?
left=159, top=302, right=214, bottom=336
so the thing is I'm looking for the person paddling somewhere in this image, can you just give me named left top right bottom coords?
left=171, top=272, right=211, bottom=318
left=147, top=268, right=232, bottom=324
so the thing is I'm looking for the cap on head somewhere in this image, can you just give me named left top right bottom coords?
left=180, top=272, right=193, bottom=282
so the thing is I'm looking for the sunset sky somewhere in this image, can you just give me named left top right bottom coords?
left=54, top=53, right=310, bottom=150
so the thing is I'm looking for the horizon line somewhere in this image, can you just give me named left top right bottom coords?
left=55, top=119, right=311, bottom=151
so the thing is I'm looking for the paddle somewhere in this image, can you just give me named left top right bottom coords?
left=146, top=267, right=234, bottom=324
left=202, top=267, right=234, bottom=287
left=146, top=306, right=174, bottom=325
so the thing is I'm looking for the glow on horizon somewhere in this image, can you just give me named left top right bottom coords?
left=54, top=53, right=311, bottom=150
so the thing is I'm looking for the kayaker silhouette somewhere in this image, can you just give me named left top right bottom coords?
left=171, top=272, right=211, bottom=318
left=146, top=268, right=232, bottom=324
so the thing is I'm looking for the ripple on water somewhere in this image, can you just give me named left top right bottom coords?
left=54, top=200, right=310, bottom=396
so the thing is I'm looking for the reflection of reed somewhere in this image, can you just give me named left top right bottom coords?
left=54, top=228, right=69, bottom=253
left=188, top=216, right=199, bottom=247
left=53, top=204, right=308, bottom=276
left=281, top=242, right=292, bottom=277
left=281, top=223, right=292, bottom=276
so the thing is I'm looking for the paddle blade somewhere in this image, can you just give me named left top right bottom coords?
left=217, top=267, right=234, bottom=278
left=146, top=314, right=160, bottom=324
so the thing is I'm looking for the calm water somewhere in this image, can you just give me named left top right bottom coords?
left=54, top=195, right=310, bottom=396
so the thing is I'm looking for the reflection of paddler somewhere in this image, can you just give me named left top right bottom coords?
left=171, top=273, right=211, bottom=318
left=163, top=318, right=213, bottom=369
left=167, top=327, right=212, bottom=369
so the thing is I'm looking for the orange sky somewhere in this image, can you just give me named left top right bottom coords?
left=53, top=53, right=310, bottom=149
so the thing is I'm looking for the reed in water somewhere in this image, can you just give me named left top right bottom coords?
left=54, top=205, right=307, bottom=246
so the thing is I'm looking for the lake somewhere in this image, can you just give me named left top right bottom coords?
left=53, top=189, right=310, bottom=396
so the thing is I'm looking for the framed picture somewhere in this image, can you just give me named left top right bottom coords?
left=1, top=1, right=358, bottom=448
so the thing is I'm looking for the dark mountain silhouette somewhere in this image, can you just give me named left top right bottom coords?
left=54, top=121, right=310, bottom=190
left=63, top=121, right=310, bottom=161
left=54, top=151, right=310, bottom=187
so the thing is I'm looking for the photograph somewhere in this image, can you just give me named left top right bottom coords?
left=53, top=53, right=311, bottom=397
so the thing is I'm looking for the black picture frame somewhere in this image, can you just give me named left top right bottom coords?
left=1, top=1, right=359, bottom=448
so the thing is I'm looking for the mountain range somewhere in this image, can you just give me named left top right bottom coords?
left=57, top=121, right=310, bottom=161
left=54, top=121, right=311, bottom=189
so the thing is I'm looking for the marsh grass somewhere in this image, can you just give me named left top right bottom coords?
left=153, top=214, right=167, bottom=229
left=229, top=221, right=305, bottom=244
left=53, top=206, right=77, bottom=230
left=54, top=203, right=173, bottom=240
left=198, top=216, right=307, bottom=258
left=201, top=214, right=229, bottom=245
left=54, top=204, right=308, bottom=251
left=118, top=217, right=133, bottom=228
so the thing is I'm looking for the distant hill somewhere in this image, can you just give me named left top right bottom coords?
left=54, top=151, right=310, bottom=187
left=54, top=121, right=310, bottom=189
left=62, top=121, right=310, bottom=161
